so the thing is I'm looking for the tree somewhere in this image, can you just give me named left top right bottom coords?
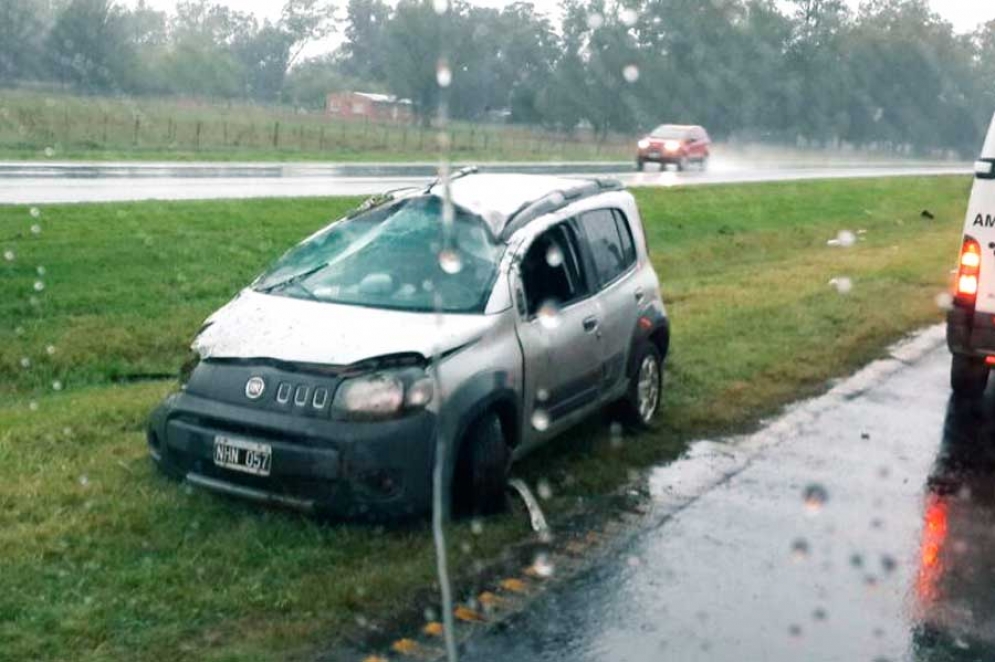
left=338, top=0, right=390, bottom=81
left=47, top=0, right=136, bottom=91
left=0, top=0, right=47, bottom=83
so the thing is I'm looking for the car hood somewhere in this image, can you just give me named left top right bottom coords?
left=193, top=289, right=495, bottom=366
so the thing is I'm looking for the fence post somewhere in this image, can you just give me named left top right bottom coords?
left=223, top=122, right=228, bottom=147
left=319, top=126, right=325, bottom=150
left=133, top=117, right=140, bottom=147
left=102, top=114, right=108, bottom=146
left=195, top=121, right=202, bottom=150
left=273, top=121, right=280, bottom=148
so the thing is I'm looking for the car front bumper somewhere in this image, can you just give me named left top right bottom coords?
left=147, top=390, right=438, bottom=519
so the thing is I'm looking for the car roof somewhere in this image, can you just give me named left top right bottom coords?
left=428, top=173, right=598, bottom=236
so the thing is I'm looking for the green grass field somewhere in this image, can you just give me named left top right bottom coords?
left=0, top=89, right=632, bottom=162
left=0, top=177, right=969, bottom=660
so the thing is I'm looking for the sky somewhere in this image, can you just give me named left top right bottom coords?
left=126, top=0, right=995, bottom=58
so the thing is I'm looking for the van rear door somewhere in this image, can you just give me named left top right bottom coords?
left=965, top=114, right=995, bottom=315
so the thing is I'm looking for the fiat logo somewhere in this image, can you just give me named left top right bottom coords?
left=245, top=377, right=266, bottom=400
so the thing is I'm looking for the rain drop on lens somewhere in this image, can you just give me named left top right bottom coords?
left=791, top=538, right=810, bottom=561
left=537, top=300, right=561, bottom=329
left=531, top=409, right=550, bottom=432
left=31, top=224, right=42, bottom=235
left=20, top=357, right=30, bottom=369
left=438, top=249, right=462, bottom=274
left=537, top=388, right=550, bottom=402
left=829, top=277, right=853, bottom=295
left=802, top=484, right=829, bottom=514
left=432, top=0, right=448, bottom=14
left=537, top=479, right=553, bottom=500
left=36, top=266, right=45, bottom=276
left=545, top=245, right=564, bottom=268
left=586, top=12, right=604, bottom=29
left=44, top=147, right=55, bottom=158
left=29, top=207, right=40, bottom=219
left=436, top=61, right=452, bottom=88
left=620, top=8, right=638, bottom=26
left=34, top=281, right=45, bottom=292
left=52, top=380, right=63, bottom=392
left=531, top=553, right=555, bottom=578
left=623, top=65, right=640, bottom=83
left=3, top=250, right=13, bottom=262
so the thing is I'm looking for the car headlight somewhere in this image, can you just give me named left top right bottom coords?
left=637, top=139, right=650, bottom=150
left=332, top=369, right=435, bottom=421
left=178, top=349, right=201, bottom=389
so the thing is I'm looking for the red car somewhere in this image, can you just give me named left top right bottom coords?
left=636, top=124, right=711, bottom=171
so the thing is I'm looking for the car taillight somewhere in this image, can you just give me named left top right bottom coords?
left=955, top=236, right=982, bottom=307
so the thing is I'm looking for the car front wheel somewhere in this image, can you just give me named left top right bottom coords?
left=619, top=344, right=663, bottom=430
left=453, top=412, right=509, bottom=516
left=951, top=355, right=989, bottom=396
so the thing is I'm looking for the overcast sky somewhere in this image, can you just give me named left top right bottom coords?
left=127, top=0, right=995, bottom=58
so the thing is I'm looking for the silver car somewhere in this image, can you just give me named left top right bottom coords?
left=146, top=171, right=670, bottom=518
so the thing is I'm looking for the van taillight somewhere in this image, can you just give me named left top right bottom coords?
left=955, top=237, right=982, bottom=307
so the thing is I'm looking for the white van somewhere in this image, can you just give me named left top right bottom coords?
left=948, top=113, right=995, bottom=394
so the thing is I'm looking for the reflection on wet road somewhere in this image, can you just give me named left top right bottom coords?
left=457, top=328, right=995, bottom=662
left=0, top=160, right=969, bottom=204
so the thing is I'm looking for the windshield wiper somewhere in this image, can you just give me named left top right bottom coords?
left=256, top=264, right=327, bottom=296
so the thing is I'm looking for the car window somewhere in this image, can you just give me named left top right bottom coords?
left=520, top=223, right=589, bottom=316
left=613, top=210, right=637, bottom=267
left=578, top=209, right=633, bottom=287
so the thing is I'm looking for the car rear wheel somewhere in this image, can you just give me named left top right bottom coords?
left=677, top=157, right=689, bottom=172
left=699, top=156, right=710, bottom=171
left=951, top=355, right=989, bottom=395
left=618, top=343, right=663, bottom=430
left=453, top=412, right=509, bottom=517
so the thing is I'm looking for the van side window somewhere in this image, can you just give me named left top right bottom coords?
left=578, top=209, right=635, bottom=287
left=520, top=223, right=589, bottom=316
left=613, top=210, right=637, bottom=267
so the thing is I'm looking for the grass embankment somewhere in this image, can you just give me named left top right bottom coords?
left=0, top=177, right=969, bottom=660
left=0, top=89, right=631, bottom=163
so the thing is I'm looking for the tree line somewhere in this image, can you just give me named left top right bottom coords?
left=2, top=0, right=994, bottom=155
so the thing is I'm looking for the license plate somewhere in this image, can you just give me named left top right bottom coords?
left=649, top=151, right=661, bottom=158
left=213, top=435, right=272, bottom=476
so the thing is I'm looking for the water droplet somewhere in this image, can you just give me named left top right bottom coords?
left=935, top=292, right=953, bottom=311
left=536, top=300, right=561, bottom=329
left=531, top=552, right=555, bottom=578
left=436, top=60, right=452, bottom=88
left=79, top=475, right=89, bottom=487
left=19, top=357, right=30, bottom=369
left=880, top=555, right=897, bottom=574
left=873, top=107, right=884, bottom=122
left=36, top=265, right=46, bottom=276
left=829, top=277, right=853, bottom=295
left=29, top=207, right=40, bottom=218
left=537, top=479, right=553, bottom=500
left=470, top=518, right=483, bottom=535
left=791, top=538, right=810, bottom=561
left=432, top=0, right=448, bottom=14
left=545, top=244, right=564, bottom=268
left=871, top=518, right=884, bottom=530
left=531, top=409, right=550, bottom=431
left=627, top=555, right=642, bottom=567
left=537, top=388, right=550, bottom=403
left=610, top=421, right=624, bottom=449
left=44, top=146, right=55, bottom=158
left=30, top=224, right=42, bottom=235
left=828, top=230, right=856, bottom=247
left=460, top=541, right=472, bottom=553
left=52, top=380, right=63, bottom=391
left=620, top=8, right=638, bottom=26
left=28, top=401, right=38, bottom=411
left=3, top=250, right=13, bottom=262
left=14, top=326, right=23, bottom=335
left=850, top=553, right=864, bottom=568
left=623, top=64, right=640, bottom=83
left=803, top=484, right=829, bottom=513
left=812, top=607, right=828, bottom=621
left=788, top=624, right=803, bottom=638
left=46, top=345, right=56, bottom=355
left=34, top=281, right=45, bottom=292
left=586, top=12, right=604, bottom=29
left=438, top=249, right=462, bottom=274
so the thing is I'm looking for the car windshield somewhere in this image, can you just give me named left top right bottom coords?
left=253, top=196, right=503, bottom=313
left=650, top=126, right=689, bottom=139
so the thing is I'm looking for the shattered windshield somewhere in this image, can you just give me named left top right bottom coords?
left=253, top=196, right=503, bottom=312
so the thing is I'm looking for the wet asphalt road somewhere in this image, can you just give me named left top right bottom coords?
left=457, top=327, right=995, bottom=662
left=0, top=160, right=969, bottom=204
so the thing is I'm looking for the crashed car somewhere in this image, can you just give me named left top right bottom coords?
left=146, top=170, right=670, bottom=518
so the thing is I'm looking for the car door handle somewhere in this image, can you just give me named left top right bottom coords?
left=634, top=288, right=645, bottom=303
left=583, top=316, right=599, bottom=333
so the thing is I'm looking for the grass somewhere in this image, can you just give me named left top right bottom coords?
left=0, top=89, right=633, bottom=163
left=0, top=176, right=970, bottom=660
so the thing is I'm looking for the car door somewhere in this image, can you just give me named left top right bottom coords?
left=511, top=221, right=603, bottom=451
left=576, top=208, right=641, bottom=398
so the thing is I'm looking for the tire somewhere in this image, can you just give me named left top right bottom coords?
left=677, top=157, right=689, bottom=172
left=453, top=412, right=509, bottom=517
left=636, top=159, right=646, bottom=171
left=618, top=343, right=664, bottom=430
left=699, top=156, right=709, bottom=171
left=951, top=355, right=989, bottom=396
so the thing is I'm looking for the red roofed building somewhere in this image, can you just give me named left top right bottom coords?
left=325, top=91, right=414, bottom=123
